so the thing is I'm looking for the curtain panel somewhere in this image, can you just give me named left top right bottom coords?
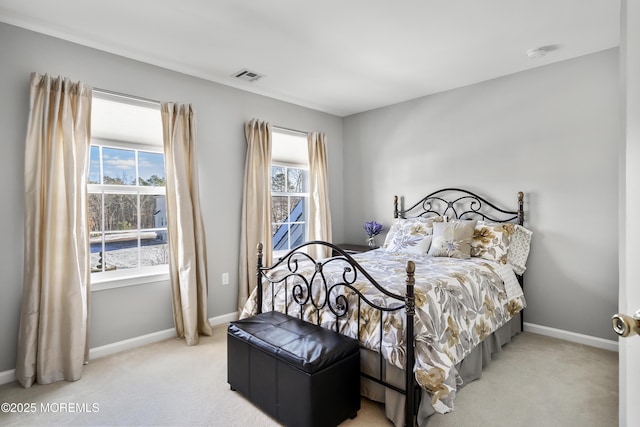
left=238, top=119, right=273, bottom=311
left=17, top=73, right=92, bottom=388
left=307, top=132, right=333, bottom=259
left=161, top=103, right=212, bottom=346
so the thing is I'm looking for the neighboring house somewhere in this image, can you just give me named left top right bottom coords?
left=272, top=199, right=304, bottom=252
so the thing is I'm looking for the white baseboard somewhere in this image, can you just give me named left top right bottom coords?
left=89, top=311, right=239, bottom=360
left=0, top=369, right=15, bottom=386
left=523, top=322, right=618, bottom=352
left=2, top=316, right=613, bottom=387
left=209, top=311, right=239, bottom=326
left=88, top=328, right=177, bottom=360
left=0, top=311, right=240, bottom=387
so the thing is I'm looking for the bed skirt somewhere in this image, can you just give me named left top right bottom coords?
left=360, top=313, right=522, bottom=427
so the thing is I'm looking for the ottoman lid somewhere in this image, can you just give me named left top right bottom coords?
left=229, top=311, right=359, bottom=374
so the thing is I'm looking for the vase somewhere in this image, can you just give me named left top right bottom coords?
left=367, top=236, right=376, bottom=249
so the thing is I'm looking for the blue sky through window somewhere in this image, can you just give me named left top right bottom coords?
left=88, top=146, right=165, bottom=185
left=89, top=146, right=100, bottom=184
left=102, top=147, right=135, bottom=184
left=138, top=152, right=165, bottom=184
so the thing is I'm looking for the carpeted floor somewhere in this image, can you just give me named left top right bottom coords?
left=0, top=325, right=618, bottom=427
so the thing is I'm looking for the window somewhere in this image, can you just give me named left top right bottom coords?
left=88, top=92, right=167, bottom=283
left=271, top=130, right=309, bottom=258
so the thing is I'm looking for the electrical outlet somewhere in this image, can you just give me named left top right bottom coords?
left=222, top=272, right=229, bottom=285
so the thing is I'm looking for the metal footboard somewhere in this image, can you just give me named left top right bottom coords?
left=256, top=241, right=418, bottom=427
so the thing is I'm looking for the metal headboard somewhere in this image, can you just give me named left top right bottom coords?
left=394, top=188, right=524, bottom=226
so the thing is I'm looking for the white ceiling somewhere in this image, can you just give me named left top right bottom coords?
left=0, top=0, right=620, bottom=117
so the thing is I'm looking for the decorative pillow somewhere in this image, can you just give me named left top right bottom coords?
left=385, top=217, right=444, bottom=254
left=471, top=222, right=515, bottom=264
left=382, top=221, right=402, bottom=249
left=507, top=224, right=533, bottom=275
left=388, top=234, right=433, bottom=255
left=428, top=220, right=477, bottom=259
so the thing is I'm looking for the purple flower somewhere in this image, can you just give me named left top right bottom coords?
left=363, top=220, right=383, bottom=237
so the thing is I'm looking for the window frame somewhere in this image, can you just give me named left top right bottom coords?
left=270, top=129, right=310, bottom=260
left=88, top=96, right=169, bottom=291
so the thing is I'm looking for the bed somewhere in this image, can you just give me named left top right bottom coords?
left=240, top=188, right=532, bottom=427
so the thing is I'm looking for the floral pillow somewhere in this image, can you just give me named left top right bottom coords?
left=382, top=221, right=402, bottom=249
left=385, top=217, right=444, bottom=254
left=428, top=220, right=477, bottom=259
left=471, top=222, right=515, bottom=264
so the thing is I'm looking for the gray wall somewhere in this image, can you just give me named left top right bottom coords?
left=0, top=23, right=344, bottom=373
left=0, top=21, right=621, bottom=375
left=343, top=48, right=620, bottom=341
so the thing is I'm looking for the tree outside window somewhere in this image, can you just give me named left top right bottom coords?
left=271, top=165, right=308, bottom=254
left=88, top=144, right=168, bottom=273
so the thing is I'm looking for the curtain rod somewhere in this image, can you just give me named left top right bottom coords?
left=272, top=125, right=308, bottom=136
left=93, top=87, right=161, bottom=106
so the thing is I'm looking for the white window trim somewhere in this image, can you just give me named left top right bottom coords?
left=90, top=265, right=170, bottom=292
left=87, top=184, right=167, bottom=195
left=88, top=140, right=167, bottom=290
left=271, top=162, right=309, bottom=261
left=92, top=136, right=163, bottom=153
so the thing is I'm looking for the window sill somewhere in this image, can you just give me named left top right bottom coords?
left=91, top=265, right=170, bottom=292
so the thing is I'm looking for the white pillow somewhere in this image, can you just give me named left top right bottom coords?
left=507, top=224, right=533, bottom=275
left=385, top=217, right=443, bottom=254
left=382, top=221, right=402, bottom=249
left=390, top=235, right=433, bottom=255
left=428, top=220, right=477, bottom=259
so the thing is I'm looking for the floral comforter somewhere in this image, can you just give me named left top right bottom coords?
left=240, top=248, right=526, bottom=414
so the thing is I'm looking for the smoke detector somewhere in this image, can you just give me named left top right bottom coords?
left=527, top=48, right=548, bottom=59
left=526, top=44, right=560, bottom=59
left=232, top=69, right=264, bottom=82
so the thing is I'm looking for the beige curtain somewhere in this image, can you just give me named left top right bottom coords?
left=161, top=102, right=212, bottom=346
left=16, top=73, right=92, bottom=388
left=238, top=119, right=273, bottom=311
left=307, top=132, right=333, bottom=259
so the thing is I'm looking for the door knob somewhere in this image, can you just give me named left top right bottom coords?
left=611, top=310, right=640, bottom=337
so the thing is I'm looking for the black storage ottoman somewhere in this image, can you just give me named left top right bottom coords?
left=228, top=311, right=360, bottom=427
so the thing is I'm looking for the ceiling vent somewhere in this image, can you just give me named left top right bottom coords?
left=232, top=69, right=264, bottom=82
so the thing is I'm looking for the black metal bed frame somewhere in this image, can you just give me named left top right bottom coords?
left=395, top=188, right=526, bottom=330
left=255, top=189, right=525, bottom=427
left=394, top=188, right=524, bottom=225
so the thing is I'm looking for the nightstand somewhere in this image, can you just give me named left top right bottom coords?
left=333, top=243, right=374, bottom=256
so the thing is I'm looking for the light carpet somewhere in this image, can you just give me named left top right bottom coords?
left=0, top=326, right=618, bottom=427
